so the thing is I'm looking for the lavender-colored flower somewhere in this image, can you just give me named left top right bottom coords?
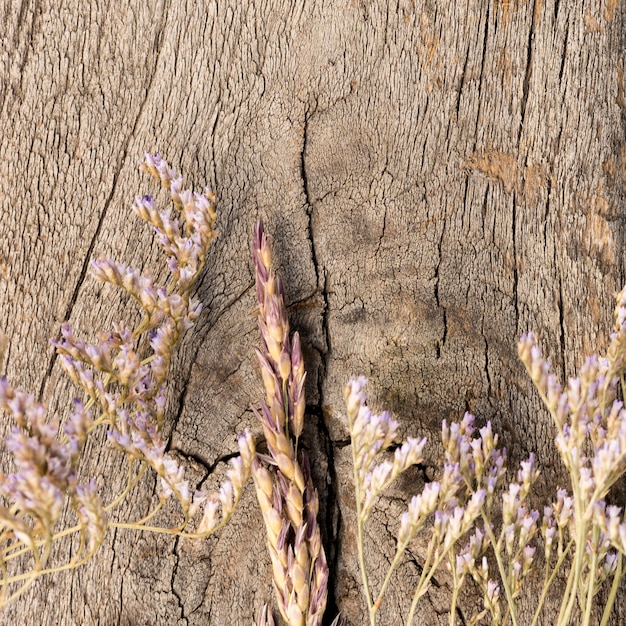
left=75, top=480, right=107, bottom=554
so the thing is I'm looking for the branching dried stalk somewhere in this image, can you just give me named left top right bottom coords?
left=345, top=286, right=626, bottom=626
left=0, top=154, right=254, bottom=607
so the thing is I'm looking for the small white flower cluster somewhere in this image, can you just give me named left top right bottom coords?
left=191, top=430, right=256, bottom=535
left=344, top=285, right=626, bottom=626
left=518, top=318, right=626, bottom=626
left=346, top=379, right=549, bottom=626
left=345, top=376, right=427, bottom=523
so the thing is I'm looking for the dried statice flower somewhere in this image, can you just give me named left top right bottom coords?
left=75, top=480, right=107, bottom=555
left=345, top=376, right=427, bottom=525
left=515, top=287, right=626, bottom=626
left=0, top=376, right=97, bottom=604
left=250, top=220, right=328, bottom=626
left=0, top=154, right=251, bottom=609
left=108, top=406, right=192, bottom=508
left=345, top=377, right=439, bottom=623
left=0, top=380, right=93, bottom=532
left=485, top=578, right=502, bottom=624
left=345, top=374, right=549, bottom=626
left=192, top=429, right=255, bottom=535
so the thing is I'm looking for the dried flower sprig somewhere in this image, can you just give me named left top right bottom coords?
left=347, top=378, right=547, bottom=626
left=7, top=163, right=626, bottom=626
left=0, top=155, right=254, bottom=608
left=345, top=284, right=626, bottom=626
left=518, top=319, right=626, bottom=626
left=250, top=220, right=328, bottom=626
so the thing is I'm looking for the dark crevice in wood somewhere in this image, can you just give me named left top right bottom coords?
left=373, top=203, right=387, bottom=257
left=455, top=605, right=469, bottom=626
left=518, top=0, right=536, bottom=146
left=168, top=445, right=237, bottom=483
left=317, top=276, right=341, bottom=624
left=434, top=209, right=446, bottom=358
left=406, top=547, right=426, bottom=579
left=199, top=282, right=255, bottom=334
left=39, top=175, right=115, bottom=403
left=108, top=525, right=123, bottom=622
left=172, top=279, right=253, bottom=427
left=332, top=437, right=351, bottom=449
left=68, top=559, right=74, bottom=618
left=170, top=373, right=192, bottom=447
left=37, top=8, right=168, bottom=405
left=439, top=309, right=448, bottom=358
left=209, top=109, right=220, bottom=194
left=558, top=26, right=568, bottom=84
left=170, top=536, right=188, bottom=625
left=455, top=44, right=470, bottom=120
left=511, top=192, right=519, bottom=331
left=307, top=404, right=342, bottom=626
left=481, top=184, right=489, bottom=236
left=299, top=107, right=342, bottom=625
left=473, top=1, right=490, bottom=150
left=544, top=172, right=552, bottom=245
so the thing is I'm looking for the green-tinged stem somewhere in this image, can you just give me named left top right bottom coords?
left=1, top=541, right=97, bottom=588
left=480, top=510, right=519, bottom=626
left=406, top=537, right=450, bottom=626
left=351, top=454, right=375, bottom=624
left=600, top=553, right=622, bottom=626
left=448, top=551, right=460, bottom=626
left=111, top=478, right=248, bottom=539
left=2, top=519, right=98, bottom=562
left=581, top=528, right=600, bottom=626
left=111, top=521, right=183, bottom=535
left=374, top=536, right=413, bottom=611
left=85, top=372, right=115, bottom=431
left=557, top=554, right=577, bottom=619
left=530, top=539, right=575, bottom=626
left=104, top=460, right=145, bottom=511
left=171, top=515, right=233, bottom=539
left=405, top=568, right=428, bottom=624
left=0, top=536, right=50, bottom=601
left=120, top=500, right=167, bottom=528
left=2, top=572, right=38, bottom=608
left=558, top=518, right=587, bottom=625
left=0, top=553, right=7, bottom=606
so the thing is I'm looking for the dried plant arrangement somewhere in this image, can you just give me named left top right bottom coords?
left=344, top=291, right=626, bottom=626
left=2, top=154, right=626, bottom=626
left=0, top=154, right=255, bottom=607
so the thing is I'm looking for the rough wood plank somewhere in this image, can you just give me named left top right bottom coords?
left=1, top=1, right=626, bottom=624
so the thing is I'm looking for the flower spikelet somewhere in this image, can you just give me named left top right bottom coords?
left=251, top=219, right=328, bottom=626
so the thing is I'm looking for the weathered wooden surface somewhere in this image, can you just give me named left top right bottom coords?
left=1, top=1, right=626, bottom=624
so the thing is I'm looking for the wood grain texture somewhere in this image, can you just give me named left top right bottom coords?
left=1, top=1, right=626, bottom=624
